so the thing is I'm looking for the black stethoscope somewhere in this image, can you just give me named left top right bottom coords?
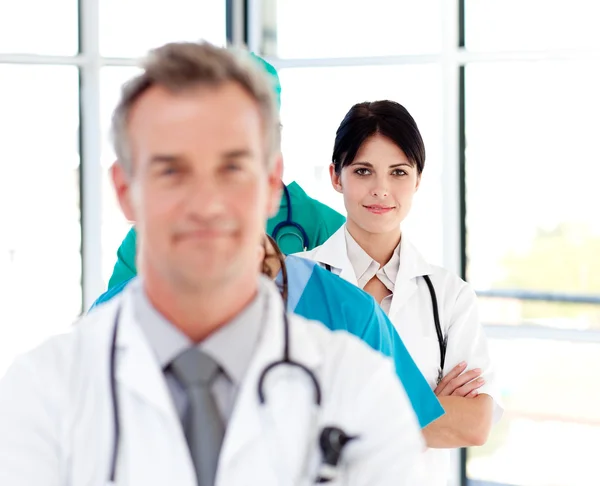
left=324, top=265, right=447, bottom=385
left=107, top=290, right=326, bottom=482
left=270, top=185, right=310, bottom=251
left=421, top=274, right=448, bottom=385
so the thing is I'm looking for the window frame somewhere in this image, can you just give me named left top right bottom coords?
left=0, top=0, right=230, bottom=310
left=245, top=1, right=600, bottom=485
left=1, top=1, right=599, bottom=484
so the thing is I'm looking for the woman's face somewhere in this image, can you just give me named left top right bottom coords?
left=330, top=133, right=420, bottom=235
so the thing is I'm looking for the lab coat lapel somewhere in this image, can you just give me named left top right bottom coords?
left=217, top=282, right=322, bottom=485
left=311, top=224, right=358, bottom=285
left=388, top=236, right=432, bottom=320
left=112, top=287, right=196, bottom=484
left=115, top=287, right=181, bottom=423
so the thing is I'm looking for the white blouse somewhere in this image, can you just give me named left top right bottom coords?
left=344, top=228, right=400, bottom=315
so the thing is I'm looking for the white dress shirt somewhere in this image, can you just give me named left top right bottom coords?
left=133, top=279, right=266, bottom=424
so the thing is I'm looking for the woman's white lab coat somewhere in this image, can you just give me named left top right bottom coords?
left=298, top=225, right=502, bottom=486
left=0, top=279, right=426, bottom=486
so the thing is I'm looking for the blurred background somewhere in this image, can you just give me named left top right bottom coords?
left=1, top=1, right=599, bottom=485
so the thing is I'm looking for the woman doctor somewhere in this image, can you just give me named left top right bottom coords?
left=298, top=100, right=502, bottom=486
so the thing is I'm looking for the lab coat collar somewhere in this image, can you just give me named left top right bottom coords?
left=398, top=235, right=434, bottom=280
left=309, top=225, right=434, bottom=289
left=309, top=224, right=358, bottom=285
left=388, top=235, right=435, bottom=318
left=115, top=282, right=181, bottom=423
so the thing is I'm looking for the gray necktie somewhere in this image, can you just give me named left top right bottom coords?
left=169, top=348, right=225, bottom=486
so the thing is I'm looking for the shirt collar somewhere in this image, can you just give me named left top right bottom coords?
left=199, top=285, right=266, bottom=385
left=344, top=227, right=401, bottom=291
left=133, top=280, right=190, bottom=369
left=132, top=278, right=266, bottom=386
left=381, top=242, right=401, bottom=287
left=345, top=227, right=375, bottom=284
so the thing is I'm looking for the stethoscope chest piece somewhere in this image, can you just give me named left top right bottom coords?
left=271, top=185, right=310, bottom=252
left=314, top=426, right=358, bottom=483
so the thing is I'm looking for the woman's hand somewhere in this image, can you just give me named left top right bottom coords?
left=434, top=362, right=485, bottom=398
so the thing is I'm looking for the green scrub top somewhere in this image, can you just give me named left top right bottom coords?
left=107, top=181, right=346, bottom=289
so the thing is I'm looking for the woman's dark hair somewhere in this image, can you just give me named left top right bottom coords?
left=332, top=100, right=425, bottom=175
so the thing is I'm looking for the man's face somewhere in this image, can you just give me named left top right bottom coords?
left=113, top=82, right=282, bottom=291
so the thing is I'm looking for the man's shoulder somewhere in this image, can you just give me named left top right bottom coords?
left=287, top=311, right=391, bottom=376
left=0, top=299, right=118, bottom=395
left=287, top=183, right=345, bottom=229
left=108, top=227, right=138, bottom=289
left=309, top=196, right=345, bottom=220
left=120, top=226, right=138, bottom=248
left=307, top=198, right=345, bottom=236
left=92, top=278, right=134, bottom=309
left=286, top=312, right=421, bottom=450
left=45, top=299, right=118, bottom=355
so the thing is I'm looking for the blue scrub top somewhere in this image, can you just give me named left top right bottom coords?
left=91, top=256, right=444, bottom=428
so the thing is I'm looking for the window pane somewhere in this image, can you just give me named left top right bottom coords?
left=99, top=67, right=140, bottom=285
left=465, top=0, right=600, bottom=51
left=465, top=61, right=600, bottom=329
left=0, top=65, right=80, bottom=375
left=100, top=0, right=226, bottom=58
left=279, top=65, right=444, bottom=264
left=267, top=0, right=442, bottom=58
left=0, top=0, right=78, bottom=55
left=479, top=297, right=600, bottom=330
left=467, top=338, right=600, bottom=486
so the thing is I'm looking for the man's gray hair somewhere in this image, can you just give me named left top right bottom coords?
left=111, top=41, right=281, bottom=174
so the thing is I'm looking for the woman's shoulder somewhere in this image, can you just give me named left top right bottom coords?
left=424, top=263, right=477, bottom=305
left=400, top=237, right=469, bottom=293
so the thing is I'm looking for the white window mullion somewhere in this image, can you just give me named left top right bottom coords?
left=0, top=53, right=86, bottom=65
left=440, top=2, right=464, bottom=485
left=229, top=0, right=247, bottom=47
left=79, top=0, right=104, bottom=310
left=246, top=0, right=263, bottom=52
left=440, top=0, right=462, bottom=279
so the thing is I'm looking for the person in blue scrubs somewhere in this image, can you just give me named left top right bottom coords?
left=92, top=238, right=444, bottom=429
